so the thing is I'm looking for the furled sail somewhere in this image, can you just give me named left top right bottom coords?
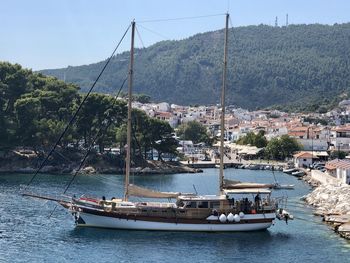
left=224, top=179, right=242, bottom=185
left=128, top=184, right=182, bottom=198
left=223, top=179, right=274, bottom=189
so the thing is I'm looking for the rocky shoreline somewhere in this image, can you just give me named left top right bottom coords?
left=302, top=176, right=350, bottom=240
left=0, top=161, right=201, bottom=175
left=0, top=149, right=201, bottom=175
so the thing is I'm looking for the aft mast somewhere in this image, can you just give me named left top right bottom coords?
left=219, top=13, right=229, bottom=194
left=124, top=20, right=136, bottom=201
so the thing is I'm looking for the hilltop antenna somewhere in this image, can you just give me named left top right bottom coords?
left=286, top=14, right=289, bottom=27
left=275, top=16, right=278, bottom=27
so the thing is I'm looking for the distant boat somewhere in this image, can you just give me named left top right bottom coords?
left=272, top=183, right=295, bottom=190
left=283, top=168, right=298, bottom=174
left=291, top=170, right=305, bottom=177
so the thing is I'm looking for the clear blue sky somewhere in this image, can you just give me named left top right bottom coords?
left=1, top=0, right=349, bottom=70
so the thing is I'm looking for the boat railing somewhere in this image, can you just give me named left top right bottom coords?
left=136, top=202, right=176, bottom=208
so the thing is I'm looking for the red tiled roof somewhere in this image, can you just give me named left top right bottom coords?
left=326, top=159, right=350, bottom=170
left=293, top=152, right=317, bottom=159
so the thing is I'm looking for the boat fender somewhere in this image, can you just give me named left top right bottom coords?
left=227, top=213, right=234, bottom=222
left=239, top=212, right=245, bottom=218
left=219, top=214, right=227, bottom=223
left=233, top=214, right=241, bottom=222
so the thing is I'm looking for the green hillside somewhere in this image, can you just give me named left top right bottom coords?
left=40, top=23, right=350, bottom=111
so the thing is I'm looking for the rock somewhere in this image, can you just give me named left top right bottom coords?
left=338, top=222, right=350, bottom=232
left=15, top=167, right=36, bottom=173
left=304, top=183, right=350, bottom=240
left=141, top=167, right=154, bottom=173
left=82, top=166, right=96, bottom=174
left=325, top=215, right=350, bottom=224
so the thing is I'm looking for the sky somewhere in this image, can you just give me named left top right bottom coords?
left=0, top=0, right=349, bottom=70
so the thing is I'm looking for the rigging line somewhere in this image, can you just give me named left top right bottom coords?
left=135, top=25, right=145, bottom=49
left=62, top=76, right=128, bottom=195
left=138, top=13, right=226, bottom=23
left=52, top=149, right=72, bottom=164
left=137, top=24, right=169, bottom=41
left=23, top=24, right=131, bottom=191
left=229, top=16, right=234, bottom=29
left=48, top=77, right=127, bottom=218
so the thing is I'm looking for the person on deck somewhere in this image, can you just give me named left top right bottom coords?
left=254, top=193, right=261, bottom=210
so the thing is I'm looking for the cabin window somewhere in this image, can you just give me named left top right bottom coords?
left=198, top=201, right=208, bottom=208
left=185, top=202, right=197, bottom=208
left=176, top=200, right=185, bottom=207
left=210, top=201, right=220, bottom=209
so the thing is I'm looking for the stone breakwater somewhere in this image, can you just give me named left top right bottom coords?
left=303, top=184, right=350, bottom=240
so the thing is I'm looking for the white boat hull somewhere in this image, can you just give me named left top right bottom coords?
left=75, top=212, right=275, bottom=232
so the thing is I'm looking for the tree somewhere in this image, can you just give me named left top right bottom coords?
left=14, top=96, right=41, bottom=148
left=148, top=118, right=178, bottom=160
left=115, top=109, right=178, bottom=161
left=177, top=121, right=211, bottom=145
left=330, top=150, right=347, bottom=160
left=265, top=135, right=301, bottom=160
left=135, top=94, right=151, bottom=104
left=76, top=93, right=127, bottom=152
left=236, top=130, right=267, bottom=148
left=279, top=135, right=301, bottom=159
left=40, top=23, right=350, bottom=112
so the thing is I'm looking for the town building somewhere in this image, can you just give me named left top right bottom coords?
left=325, top=159, right=350, bottom=185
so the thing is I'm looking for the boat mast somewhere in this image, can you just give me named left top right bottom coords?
left=124, top=20, right=135, bottom=201
left=219, top=13, right=229, bottom=194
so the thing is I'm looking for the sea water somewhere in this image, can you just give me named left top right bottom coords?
left=0, top=169, right=349, bottom=262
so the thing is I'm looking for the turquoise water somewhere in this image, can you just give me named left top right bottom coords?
left=0, top=169, right=349, bottom=262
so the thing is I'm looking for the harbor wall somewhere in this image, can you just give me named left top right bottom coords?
left=310, top=170, right=342, bottom=186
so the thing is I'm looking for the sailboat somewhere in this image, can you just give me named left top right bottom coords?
left=57, top=14, right=291, bottom=231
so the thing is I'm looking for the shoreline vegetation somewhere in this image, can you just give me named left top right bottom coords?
left=0, top=62, right=180, bottom=171
left=0, top=149, right=200, bottom=175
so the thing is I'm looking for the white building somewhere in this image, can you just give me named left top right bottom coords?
left=330, top=126, right=350, bottom=152
left=297, top=138, right=329, bottom=151
left=293, top=152, right=318, bottom=168
left=325, top=159, right=350, bottom=185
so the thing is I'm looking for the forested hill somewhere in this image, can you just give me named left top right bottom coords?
left=40, top=23, right=350, bottom=112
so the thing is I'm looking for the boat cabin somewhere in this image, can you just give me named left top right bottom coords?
left=176, top=188, right=274, bottom=214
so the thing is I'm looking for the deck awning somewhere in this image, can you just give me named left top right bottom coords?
left=224, top=179, right=274, bottom=189
left=128, top=184, right=181, bottom=198
left=223, top=188, right=271, bottom=194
